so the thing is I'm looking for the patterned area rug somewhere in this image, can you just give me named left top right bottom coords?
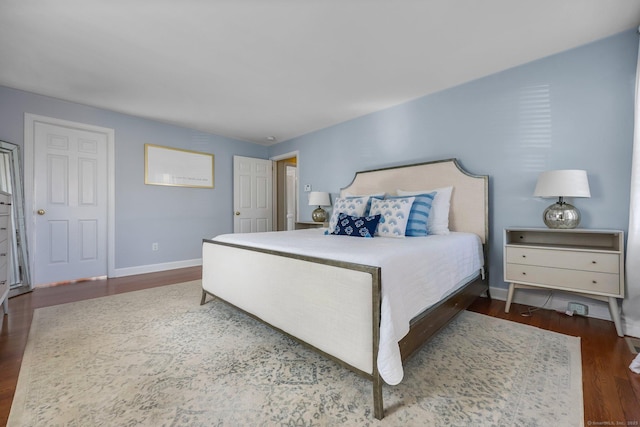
left=8, top=281, right=583, bottom=426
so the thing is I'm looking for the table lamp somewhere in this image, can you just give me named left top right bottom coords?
left=533, top=169, right=591, bottom=229
left=308, top=191, right=331, bottom=222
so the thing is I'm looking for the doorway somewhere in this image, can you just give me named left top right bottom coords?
left=232, top=153, right=298, bottom=233
left=276, top=157, right=297, bottom=231
left=274, top=155, right=298, bottom=231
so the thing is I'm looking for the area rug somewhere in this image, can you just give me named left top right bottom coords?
left=8, top=281, right=583, bottom=426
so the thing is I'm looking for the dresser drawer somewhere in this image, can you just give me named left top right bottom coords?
left=0, top=255, right=8, bottom=294
left=0, top=238, right=7, bottom=259
left=0, top=261, right=7, bottom=289
left=505, top=246, right=619, bottom=274
left=0, top=195, right=10, bottom=215
left=505, top=263, right=620, bottom=295
left=0, top=277, right=8, bottom=299
left=0, top=215, right=8, bottom=233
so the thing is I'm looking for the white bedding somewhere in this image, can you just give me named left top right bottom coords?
left=212, top=228, right=484, bottom=385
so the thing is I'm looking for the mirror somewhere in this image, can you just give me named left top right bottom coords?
left=0, top=140, right=31, bottom=295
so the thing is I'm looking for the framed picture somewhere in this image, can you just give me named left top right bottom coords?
left=144, top=144, right=214, bottom=188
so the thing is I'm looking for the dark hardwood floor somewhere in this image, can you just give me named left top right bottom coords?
left=1, top=266, right=638, bottom=425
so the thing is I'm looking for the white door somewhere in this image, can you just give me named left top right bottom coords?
left=233, top=156, right=273, bottom=233
left=31, top=121, right=109, bottom=285
left=285, top=165, right=297, bottom=230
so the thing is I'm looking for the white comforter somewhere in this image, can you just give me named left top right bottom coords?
left=213, top=228, right=484, bottom=385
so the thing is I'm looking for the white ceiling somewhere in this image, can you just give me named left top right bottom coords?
left=1, top=1, right=640, bottom=145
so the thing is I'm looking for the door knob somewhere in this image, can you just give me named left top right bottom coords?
left=37, top=209, right=46, bottom=215
left=235, top=211, right=240, bottom=216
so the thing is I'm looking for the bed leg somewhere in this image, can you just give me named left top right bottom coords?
left=373, top=374, right=384, bottom=420
left=200, top=290, right=208, bottom=305
left=485, top=287, right=492, bottom=300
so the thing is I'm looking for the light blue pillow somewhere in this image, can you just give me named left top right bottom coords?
left=398, top=187, right=452, bottom=235
left=385, top=192, right=435, bottom=236
left=369, top=197, right=415, bottom=238
left=346, top=194, right=384, bottom=216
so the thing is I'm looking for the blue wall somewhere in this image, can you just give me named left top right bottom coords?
left=0, top=86, right=268, bottom=273
left=269, top=30, right=637, bottom=291
left=0, top=29, right=636, bottom=286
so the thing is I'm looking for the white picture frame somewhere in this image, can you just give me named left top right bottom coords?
left=144, top=144, right=214, bottom=188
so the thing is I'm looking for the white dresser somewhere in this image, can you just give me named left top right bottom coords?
left=503, top=227, right=624, bottom=336
left=0, top=190, right=11, bottom=315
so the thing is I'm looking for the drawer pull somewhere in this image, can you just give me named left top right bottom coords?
left=0, top=253, right=5, bottom=257
left=521, top=272, right=526, bottom=276
left=522, top=255, right=526, bottom=258
left=592, top=280, right=597, bottom=284
left=592, top=261, right=597, bottom=264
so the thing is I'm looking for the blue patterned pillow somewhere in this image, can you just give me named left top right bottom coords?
left=385, top=192, right=435, bottom=236
left=346, top=194, right=385, bottom=215
left=328, top=197, right=369, bottom=232
left=330, top=213, right=381, bottom=238
left=398, top=187, right=452, bottom=235
left=369, top=197, right=415, bottom=238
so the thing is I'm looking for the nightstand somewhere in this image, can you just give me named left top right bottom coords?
left=504, top=227, right=625, bottom=336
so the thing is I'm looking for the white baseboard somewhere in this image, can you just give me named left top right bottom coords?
left=112, top=258, right=202, bottom=278
left=624, top=319, right=640, bottom=339
left=489, top=285, right=614, bottom=322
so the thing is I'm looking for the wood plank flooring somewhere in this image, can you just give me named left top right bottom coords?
left=1, top=266, right=638, bottom=425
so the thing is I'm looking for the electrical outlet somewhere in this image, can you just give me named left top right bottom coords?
left=304, top=184, right=311, bottom=192
left=152, top=242, right=159, bottom=251
left=567, top=302, right=588, bottom=316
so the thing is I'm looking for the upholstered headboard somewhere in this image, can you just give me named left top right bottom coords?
left=340, top=158, right=489, bottom=244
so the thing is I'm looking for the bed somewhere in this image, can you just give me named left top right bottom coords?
left=201, top=158, right=489, bottom=419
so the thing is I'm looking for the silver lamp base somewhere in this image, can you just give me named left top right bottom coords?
left=542, top=201, right=581, bottom=229
left=312, top=207, right=327, bottom=222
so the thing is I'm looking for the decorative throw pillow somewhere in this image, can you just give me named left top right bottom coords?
left=344, top=192, right=385, bottom=215
left=398, top=187, right=453, bottom=235
left=369, top=196, right=415, bottom=238
left=330, top=213, right=381, bottom=238
left=328, top=196, right=369, bottom=232
left=385, top=192, right=435, bottom=236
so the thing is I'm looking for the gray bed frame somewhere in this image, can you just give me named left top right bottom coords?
left=201, top=158, right=489, bottom=419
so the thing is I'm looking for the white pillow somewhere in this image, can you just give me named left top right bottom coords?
left=328, top=196, right=369, bottom=232
left=369, top=196, right=415, bottom=238
left=398, top=187, right=453, bottom=235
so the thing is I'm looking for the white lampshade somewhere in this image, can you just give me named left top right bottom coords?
left=533, top=170, right=591, bottom=198
left=308, top=191, right=331, bottom=206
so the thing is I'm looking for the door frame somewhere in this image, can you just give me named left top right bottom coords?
left=24, top=113, right=116, bottom=283
left=271, top=150, right=299, bottom=230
